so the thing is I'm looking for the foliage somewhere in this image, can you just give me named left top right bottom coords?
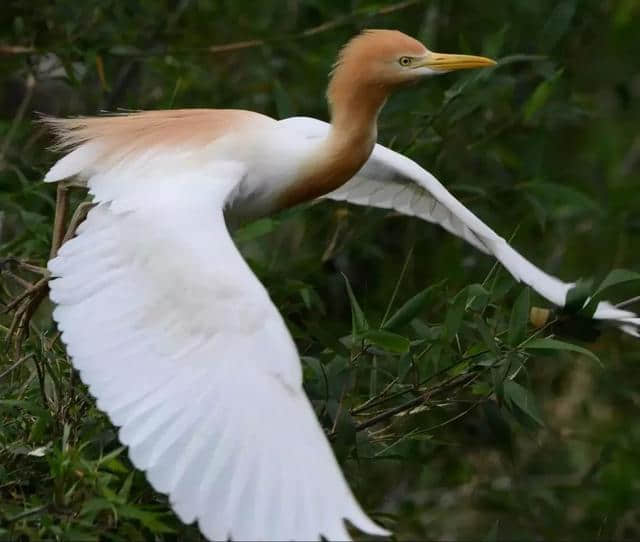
left=1, top=1, right=640, bottom=540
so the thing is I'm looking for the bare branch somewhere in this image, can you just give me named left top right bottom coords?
left=0, top=45, right=35, bottom=55
left=207, top=0, right=424, bottom=55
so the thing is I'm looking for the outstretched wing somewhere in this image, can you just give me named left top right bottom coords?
left=279, top=116, right=640, bottom=336
left=46, top=151, right=388, bottom=541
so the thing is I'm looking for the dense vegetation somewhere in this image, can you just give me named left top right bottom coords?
left=1, top=1, right=639, bottom=540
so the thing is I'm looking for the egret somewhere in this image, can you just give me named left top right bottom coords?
left=27, top=29, right=639, bottom=541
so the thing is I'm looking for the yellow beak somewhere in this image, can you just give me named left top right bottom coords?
left=418, top=52, right=496, bottom=72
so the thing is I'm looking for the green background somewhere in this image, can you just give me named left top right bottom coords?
left=1, top=1, right=639, bottom=540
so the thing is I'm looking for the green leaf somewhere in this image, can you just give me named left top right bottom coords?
left=97, top=446, right=126, bottom=467
left=233, top=218, right=277, bottom=242
left=523, top=181, right=600, bottom=214
left=0, top=400, right=52, bottom=420
left=306, top=322, right=350, bottom=356
left=362, top=329, right=410, bottom=354
left=80, top=498, right=116, bottom=519
left=483, top=24, right=510, bottom=58
left=504, top=380, right=544, bottom=426
left=508, top=287, right=530, bottom=346
left=466, top=283, right=491, bottom=312
left=118, top=472, right=134, bottom=501
left=119, top=505, right=176, bottom=534
left=524, top=338, right=602, bottom=367
left=342, top=273, right=369, bottom=337
left=383, top=282, right=442, bottom=331
left=397, top=352, right=413, bottom=381
left=583, top=269, right=640, bottom=316
left=474, top=314, right=499, bottom=356
left=595, top=268, right=640, bottom=296
left=444, top=289, right=467, bottom=341
left=483, top=402, right=513, bottom=457
left=565, top=278, right=594, bottom=314
left=523, top=70, right=563, bottom=123
left=540, top=0, right=577, bottom=51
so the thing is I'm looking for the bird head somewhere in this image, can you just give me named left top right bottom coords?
left=328, top=29, right=496, bottom=108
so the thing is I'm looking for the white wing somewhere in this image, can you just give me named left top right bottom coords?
left=46, top=153, right=388, bottom=541
left=280, top=117, right=640, bottom=336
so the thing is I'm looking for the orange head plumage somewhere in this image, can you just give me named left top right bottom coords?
left=327, top=29, right=495, bottom=122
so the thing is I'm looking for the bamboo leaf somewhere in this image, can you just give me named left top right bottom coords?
left=508, top=287, right=530, bottom=346
left=582, top=269, right=640, bottom=317
left=524, top=338, right=602, bottom=367
left=565, top=278, right=594, bottom=314
left=540, top=0, right=577, bottom=51
left=362, top=329, right=410, bottom=354
left=383, top=282, right=443, bottom=331
left=444, top=289, right=468, bottom=341
left=504, top=380, right=544, bottom=426
left=342, top=273, right=369, bottom=337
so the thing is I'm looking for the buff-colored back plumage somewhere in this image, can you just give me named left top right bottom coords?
left=41, top=109, right=276, bottom=182
left=41, top=109, right=273, bottom=150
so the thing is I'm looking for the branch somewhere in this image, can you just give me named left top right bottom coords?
left=207, top=0, right=424, bottom=54
left=354, top=372, right=479, bottom=433
left=351, top=348, right=491, bottom=415
left=0, top=45, right=35, bottom=55
left=0, top=1, right=425, bottom=62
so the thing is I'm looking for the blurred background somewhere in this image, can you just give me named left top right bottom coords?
left=1, top=1, right=639, bottom=540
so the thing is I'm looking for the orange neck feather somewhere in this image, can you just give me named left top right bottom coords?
left=277, top=64, right=389, bottom=209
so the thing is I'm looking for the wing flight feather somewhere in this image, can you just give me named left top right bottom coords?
left=279, top=116, right=639, bottom=335
left=47, top=148, right=388, bottom=541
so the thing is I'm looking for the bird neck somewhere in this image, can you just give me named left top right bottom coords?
left=328, top=82, right=387, bottom=150
left=277, top=80, right=387, bottom=210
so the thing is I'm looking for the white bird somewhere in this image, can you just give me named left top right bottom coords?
left=41, top=29, right=639, bottom=541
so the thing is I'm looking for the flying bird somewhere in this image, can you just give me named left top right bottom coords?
left=39, top=29, right=639, bottom=541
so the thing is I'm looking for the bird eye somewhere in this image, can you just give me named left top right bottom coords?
left=399, top=56, right=412, bottom=67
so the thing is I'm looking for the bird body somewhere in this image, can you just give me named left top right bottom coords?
left=41, top=29, right=639, bottom=542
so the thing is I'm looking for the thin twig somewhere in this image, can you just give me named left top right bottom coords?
left=45, top=330, right=62, bottom=352
left=354, top=372, right=478, bottom=432
left=3, top=270, right=33, bottom=290
left=381, top=247, right=413, bottom=327
left=0, top=353, right=34, bottom=381
left=2, top=277, right=48, bottom=313
left=418, top=395, right=488, bottom=434
left=0, top=258, right=48, bottom=276
left=50, top=183, right=70, bottom=260
left=62, top=201, right=94, bottom=244
left=0, top=45, right=35, bottom=55
left=0, top=0, right=424, bottom=68
left=208, top=39, right=266, bottom=54
left=351, top=377, right=400, bottom=415
left=331, top=383, right=348, bottom=435
left=352, top=348, right=491, bottom=414
left=6, top=505, right=48, bottom=523
left=207, top=0, right=423, bottom=54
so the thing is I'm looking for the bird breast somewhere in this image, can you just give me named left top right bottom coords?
left=219, top=126, right=323, bottom=224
